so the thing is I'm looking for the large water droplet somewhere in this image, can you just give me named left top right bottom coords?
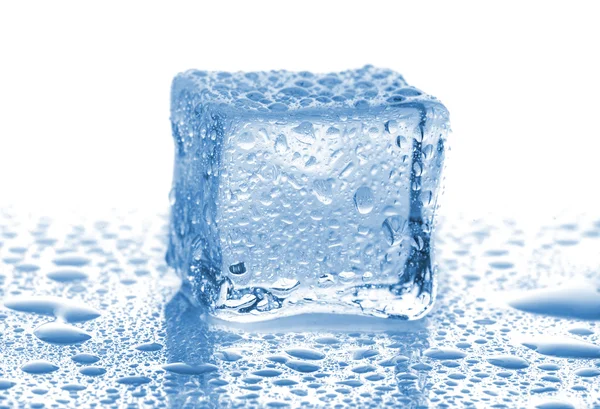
left=285, top=360, right=320, bottom=373
left=423, top=348, right=467, bottom=360
left=286, top=348, right=325, bottom=361
left=34, top=322, right=91, bottom=345
left=274, top=134, right=289, bottom=154
left=47, top=269, right=88, bottom=283
left=522, top=336, right=600, bottom=358
left=292, top=121, right=315, bottom=145
left=0, top=379, right=16, bottom=390
left=162, top=362, right=218, bottom=375
left=312, top=179, right=334, bottom=205
left=507, top=284, right=600, bottom=320
left=71, top=353, right=100, bottom=364
left=21, top=360, right=59, bottom=374
left=4, top=296, right=101, bottom=323
left=237, top=132, right=256, bottom=150
left=353, top=186, right=374, bottom=214
left=486, top=355, right=529, bottom=369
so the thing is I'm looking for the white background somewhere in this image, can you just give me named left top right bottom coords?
left=1, top=1, right=598, bottom=220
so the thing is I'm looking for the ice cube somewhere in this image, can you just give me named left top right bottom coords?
left=167, top=66, right=449, bottom=322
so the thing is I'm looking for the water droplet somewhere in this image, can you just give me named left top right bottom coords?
left=215, top=350, right=243, bottom=362
left=4, top=296, right=101, bottom=323
left=0, top=379, right=16, bottom=390
left=61, top=384, right=86, bottom=392
left=317, top=274, right=335, bottom=287
left=535, top=401, right=575, bottom=409
left=270, top=278, right=300, bottom=297
left=52, top=255, right=90, bottom=267
left=486, top=355, right=529, bottom=369
left=292, top=121, right=315, bottom=144
left=423, top=348, right=466, bottom=360
left=384, top=120, right=398, bottom=134
left=79, top=366, right=106, bottom=376
left=574, top=367, right=600, bottom=377
left=286, top=349, right=325, bottom=361
left=507, top=285, right=600, bottom=320
left=252, top=369, right=282, bottom=377
left=352, top=349, right=379, bottom=360
left=116, top=376, right=151, bottom=385
left=47, top=269, right=88, bottom=283
left=274, top=134, right=288, bottom=153
left=352, top=364, right=376, bottom=374
left=224, top=294, right=257, bottom=310
left=162, top=362, right=218, bottom=375
left=237, top=132, right=256, bottom=150
left=229, top=262, right=247, bottom=276
left=568, top=327, right=593, bottom=336
left=381, top=216, right=406, bottom=246
left=135, top=342, right=163, bottom=352
left=34, top=322, right=91, bottom=345
left=285, top=360, right=320, bottom=373
left=353, top=186, right=374, bottom=214
left=312, top=179, right=334, bottom=205
left=71, top=353, right=100, bottom=364
left=522, top=336, right=600, bottom=358
left=21, top=360, right=59, bottom=374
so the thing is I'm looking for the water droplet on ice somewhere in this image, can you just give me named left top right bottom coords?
left=292, top=121, right=315, bottom=145
left=274, top=134, right=289, bottom=153
left=384, top=120, right=398, bottom=134
left=312, top=179, right=334, bottom=205
left=353, top=186, right=374, bottom=214
left=270, top=278, right=300, bottom=297
left=237, top=132, right=256, bottom=150
left=228, top=262, right=247, bottom=276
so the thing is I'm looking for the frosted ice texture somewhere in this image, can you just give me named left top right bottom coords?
left=167, top=66, right=449, bottom=322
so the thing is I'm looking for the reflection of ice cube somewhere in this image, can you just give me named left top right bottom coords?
left=167, top=66, right=449, bottom=322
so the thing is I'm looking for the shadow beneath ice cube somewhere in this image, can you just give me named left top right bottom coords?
left=163, top=289, right=433, bottom=408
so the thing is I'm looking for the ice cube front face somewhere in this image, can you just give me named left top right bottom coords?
left=167, top=66, right=449, bottom=322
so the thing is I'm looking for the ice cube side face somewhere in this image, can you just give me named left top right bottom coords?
left=167, top=67, right=449, bottom=322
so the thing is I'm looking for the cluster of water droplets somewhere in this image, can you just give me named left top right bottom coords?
left=174, top=65, right=439, bottom=113
left=1, top=207, right=599, bottom=408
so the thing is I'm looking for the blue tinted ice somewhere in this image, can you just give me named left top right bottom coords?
left=167, top=66, right=449, bottom=322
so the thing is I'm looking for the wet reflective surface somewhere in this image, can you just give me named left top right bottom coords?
left=0, top=208, right=599, bottom=408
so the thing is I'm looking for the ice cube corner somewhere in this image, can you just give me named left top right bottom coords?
left=167, top=66, right=449, bottom=322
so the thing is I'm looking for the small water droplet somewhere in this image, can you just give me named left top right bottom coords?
left=229, top=262, right=247, bottom=276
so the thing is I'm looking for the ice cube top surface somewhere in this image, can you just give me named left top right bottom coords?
left=172, top=65, right=441, bottom=115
